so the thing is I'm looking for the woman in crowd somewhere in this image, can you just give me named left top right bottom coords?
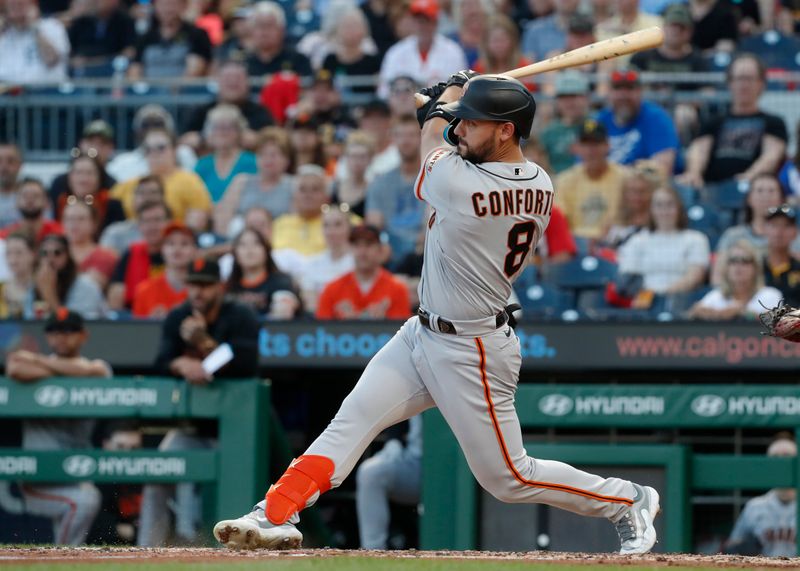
left=451, top=0, right=491, bottom=67
left=618, top=185, right=710, bottom=297
left=194, top=105, right=257, bottom=204
left=603, top=161, right=663, bottom=250
left=331, top=131, right=374, bottom=217
left=111, top=128, right=211, bottom=222
left=56, top=152, right=125, bottom=233
left=1, top=233, right=36, bottom=319
left=714, top=173, right=800, bottom=282
left=226, top=228, right=302, bottom=320
left=215, top=128, right=295, bottom=236
left=30, top=234, right=107, bottom=319
left=689, top=240, right=782, bottom=320
left=62, top=201, right=119, bottom=289
left=321, top=7, right=381, bottom=94
left=472, top=15, right=534, bottom=91
left=298, top=204, right=355, bottom=313
left=289, top=116, right=327, bottom=172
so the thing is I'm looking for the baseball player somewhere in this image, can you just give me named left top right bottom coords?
left=214, top=73, right=660, bottom=554
left=725, top=437, right=797, bottom=557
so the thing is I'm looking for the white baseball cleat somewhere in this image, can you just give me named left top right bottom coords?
left=613, top=484, right=660, bottom=555
left=213, top=500, right=302, bottom=550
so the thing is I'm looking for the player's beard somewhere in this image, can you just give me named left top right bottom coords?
left=457, top=137, right=495, bottom=164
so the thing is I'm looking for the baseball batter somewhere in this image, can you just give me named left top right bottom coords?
left=214, top=73, right=660, bottom=554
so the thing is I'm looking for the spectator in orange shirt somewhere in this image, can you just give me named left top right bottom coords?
left=316, top=224, right=411, bottom=320
left=132, top=222, right=197, bottom=318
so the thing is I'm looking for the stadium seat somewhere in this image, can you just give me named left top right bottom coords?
left=687, top=203, right=722, bottom=249
left=739, top=31, right=800, bottom=75
left=704, top=179, right=749, bottom=225
left=542, top=255, right=618, bottom=291
left=516, top=282, right=574, bottom=317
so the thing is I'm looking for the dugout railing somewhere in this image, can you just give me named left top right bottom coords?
left=0, top=376, right=270, bottom=527
left=421, top=384, right=800, bottom=553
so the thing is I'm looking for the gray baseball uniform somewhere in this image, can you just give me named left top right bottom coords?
left=302, top=147, right=637, bottom=521
left=729, top=490, right=796, bottom=557
left=19, top=360, right=110, bottom=545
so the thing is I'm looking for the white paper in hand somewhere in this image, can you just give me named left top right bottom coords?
left=202, top=343, right=233, bottom=376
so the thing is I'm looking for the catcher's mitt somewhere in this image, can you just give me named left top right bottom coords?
left=759, top=299, right=800, bottom=342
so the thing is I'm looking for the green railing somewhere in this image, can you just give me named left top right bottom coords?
left=421, top=384, right=800, bottom=553
left=0, top=377, right=270, bottom=523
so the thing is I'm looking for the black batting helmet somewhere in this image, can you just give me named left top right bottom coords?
left=442, top=74, right=536, bottom=139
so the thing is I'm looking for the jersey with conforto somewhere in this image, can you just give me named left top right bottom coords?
left=414, top=147, right=554, bottom=321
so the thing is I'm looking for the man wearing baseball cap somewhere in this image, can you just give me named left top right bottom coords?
left=378, top=0, right=467, bottom=99
left=6, top=308, right=111, bottom=545
left=555, top=119, right=628, bottom=240
left=629, top=4, right=707, bottom=90
left=132, top=222, right=197, bottom=318
left=596, top=68, right=679, bottom=175
left=540, top=71, right=591, bottom=174
left=141, top=256, right=260, bottom=546
left=316, top=224, right=411, bottom=320
left=764, top=204, right=800, bottom=307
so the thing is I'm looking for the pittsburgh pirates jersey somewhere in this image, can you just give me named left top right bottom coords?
left=414, top=148, right=554, bottom=321
left=729, top=490, right=796, bottom=557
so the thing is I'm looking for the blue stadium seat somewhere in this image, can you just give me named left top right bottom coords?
left=687, top=203, right=722, bottom=249
left=704, top=179, right=749, bottom=225
left=517, top=282, right=574, bottom=317
left=542, top=256, right=617, bottom=291
left=673, top=181, right=698, bottom=209
left=739, top=31, right=800, bottom=75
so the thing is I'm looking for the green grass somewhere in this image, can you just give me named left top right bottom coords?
left=0, top=560, right=734, bottom=571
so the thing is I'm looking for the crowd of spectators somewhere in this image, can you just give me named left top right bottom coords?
left=0, top=0, right=799, bottom=327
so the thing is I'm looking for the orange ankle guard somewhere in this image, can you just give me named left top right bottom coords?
left=265, top=455, right=335, bottom=525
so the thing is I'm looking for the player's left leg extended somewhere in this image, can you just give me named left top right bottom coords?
left=416, top=325, right=659, bottom=554
left=214, top=318, right=435, bottom=550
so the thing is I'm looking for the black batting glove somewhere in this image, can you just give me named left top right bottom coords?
left=415, top=82, right=446, bottom=128
left=446, top=70, right=479, bottom=89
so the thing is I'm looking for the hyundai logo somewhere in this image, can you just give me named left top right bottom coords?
left=539, top=394, right=574, bottom=417
left=62, top=455, right=97, bottom=478
left=34, top=386, right=68, bottom=408
left=691, top=395, right=726, bottom=418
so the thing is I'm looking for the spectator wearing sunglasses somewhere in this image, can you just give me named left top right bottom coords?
left=764, top=204, right=800, bottom=307
left=110, top=128, right=211, bottom=223
left=595, top=69, right=679, bottom=176
left=54, top=152, right=125, bottom=233
left=30, top=234, right=107, bottom=319
left=688, top=240, right=781, bottom=320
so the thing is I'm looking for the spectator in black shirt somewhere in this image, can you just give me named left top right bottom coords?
left=155, top=256, right=260, bottom=380
left=68, top=0, right=136, bottom=77
left=215, top=6, right=250, bottom=62
left=764, top=204, right=800, bottom=307
left=321, top=7, right=382, bottom=96
left=245, top=2, right=312, bottom=78
left=128, top=0, right=212, bottom=79
left=679, top=53, right=787, bottom=188
left=181, top=60, right=274, bottom=151
left=226, top=227, right=301, bottom=319
left=141, top=257, right=259, bottom=546
left=49, top=121, right=117, bottom=208
left=360, top=0, right=398, bottom=57
left=689, top=0, right=738, bottom=53
left=630, top=4, right=707, bottom=89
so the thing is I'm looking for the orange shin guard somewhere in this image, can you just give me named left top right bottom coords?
left=265, top=455, right=335, bottom=525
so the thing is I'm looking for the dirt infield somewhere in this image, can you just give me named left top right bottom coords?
left=0, top=547, right=799, bottom=568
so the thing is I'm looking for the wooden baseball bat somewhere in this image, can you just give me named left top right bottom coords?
left=414, top=26, right=664, bottom=108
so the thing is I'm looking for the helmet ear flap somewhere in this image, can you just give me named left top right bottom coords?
left=444, top=119, right=460, bottom=146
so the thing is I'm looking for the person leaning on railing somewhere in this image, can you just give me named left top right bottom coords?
left=5, top=309, right=110, bottom=545
left=138, top=257, right=259, bottom=547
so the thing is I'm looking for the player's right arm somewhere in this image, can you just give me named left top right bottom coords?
left=419, top=85, right=462, bottom=159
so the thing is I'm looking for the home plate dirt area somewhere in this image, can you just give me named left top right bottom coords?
left=0, top=548, right=799, bottom=570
